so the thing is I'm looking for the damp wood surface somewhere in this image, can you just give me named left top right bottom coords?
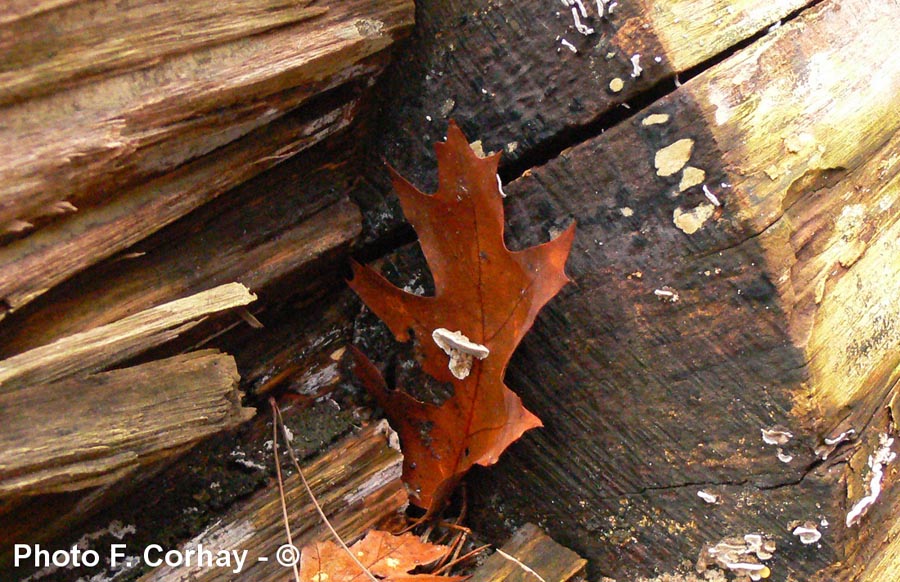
left=469, top=523, right=587, bottom=582
left=138, top=421, right=406, bottom=582
left=2, top=0, right=899, bottom=580
left=353, top=0, right=813, bottom=241
left=348, top=0, right=900, bottom=580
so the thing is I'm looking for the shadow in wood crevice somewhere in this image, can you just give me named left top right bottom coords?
left=497, top=0, right=827, bottom=188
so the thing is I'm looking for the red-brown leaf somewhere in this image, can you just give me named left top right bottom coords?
left=299, top=530, right=466, bottom=582
left=349, top=121, right=575, bottom=512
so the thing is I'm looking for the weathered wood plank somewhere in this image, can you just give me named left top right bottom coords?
left=470, top=523, right=586, bottom=582
left=0, top=0, right=327, bottom=105
left=0, top=349, right=254, bottom=496
left=354, top=0, right=810, bottom=240
left=0, top=96, right=358, bottom=318
left=139, top=421, right=405, bottom=581
left=392, top=0, right=900, bottom=579
left=0, top=0, right=413, bottom=235
left=0, top=282, right=255, bottom=391
left=0, top=133, right=361, bottom=355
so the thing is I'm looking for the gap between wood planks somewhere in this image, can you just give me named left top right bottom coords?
left=496, top=0, right=826, bottom=186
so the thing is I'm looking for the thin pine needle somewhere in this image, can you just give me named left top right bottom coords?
left=271, top=400, right=379, bottom=582
left=270, top=397, right=301, bottom=582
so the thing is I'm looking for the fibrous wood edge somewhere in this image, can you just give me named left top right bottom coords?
left=0, top=84, right=359, bottom=317
left=139, top=420, right=406, bottom=582
left=638, top=0, right=811, bottom=71
left=689, top=0, right=900, bottom=431
left=0, top=282, right=256, bottom=392
left=0, top=0, right=326, bottom=105
left=0, top=349, right=254, bottom=496
left=470, top=523, right=587, bottom=582
left=0, top=0, right=414, bottom=228
left=0, top=190, right=361, bottom=354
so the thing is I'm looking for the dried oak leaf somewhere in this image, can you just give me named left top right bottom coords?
left=299, top=530, right=465, bottom=582
left=349, top=121, right=575, bottom=512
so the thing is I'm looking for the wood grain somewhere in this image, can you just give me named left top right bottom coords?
left=0, top=0, right=327, bottom=105
left=0, top=0, right=413, bottom=231
left=0, top=349, right=254, bottom=496
left=139, top=421, right=406, bottom=582
left=0, top=282, right=256, bottom=391
left=470, top=523, right=586, bottom=582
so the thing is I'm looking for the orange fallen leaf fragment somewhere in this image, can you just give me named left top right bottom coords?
left=299, top=530, right=467, bottom=582
left=349, top=121, right=575, bottom=513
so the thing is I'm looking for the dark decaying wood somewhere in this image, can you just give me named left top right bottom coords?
left=354, top=0, right=814, bottom=240
left=3, top=0, right=900, bottom=580
left=470, top=523, right=587, bottom=582
left=453, top=0, right=900, bottom=580
left=138, top=421, right=406, bottom=582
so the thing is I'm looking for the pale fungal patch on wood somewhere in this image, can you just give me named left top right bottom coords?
left=630, top=54, right=642, bottom=78
left=846, top=433, right=896, bottom=527
left=641, top=113, right=670, bottom=126
left=654, top=287, right=679, bottom=302
left=815, top=427, right=856, bottom=459
left=609, top=77, right=624, bottom=92
left=559, top=37, right=578, bottom=53
left=655, top=138, right=694, bottom=177
left=697, top=534, right=776, bottom=581
left=706, top=86, right=733, bottom=126
left=432, top=328, right=489, bottom=380
left=791, top=522, right=822, bottom=545
left=761, top=427, right=793, bottom=446
left=3, top=219, right=33, bottom=234
left=784, top=132, right=816, bottom=154
left=673, top=203, right=715, bottom=235
left=561, top=0, right=595, bottom=35
left=619, top=207, right=634, bottom=217
left=776, top=448, right=793, bottom=463
left=678, top=166, right=706, bottom=191
left=697, top=490, right=719, bottom=504
left=702, top=185, right=722, bottom=207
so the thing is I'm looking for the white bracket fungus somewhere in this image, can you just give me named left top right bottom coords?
left=697, top=534, right=776, bottom=581
left=432, top=328, right=490, bottom=380
left=846, top=433, right=896, bottom=527
left=761, top=427, right=793, bottom=446
left=791, top=522, right=822, bottom=545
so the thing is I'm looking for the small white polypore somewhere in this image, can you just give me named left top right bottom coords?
left=432, top=328, right=490, bottom=380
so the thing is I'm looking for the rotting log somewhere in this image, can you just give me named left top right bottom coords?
left=0, top=0, right=327, bottom=105
left=0, top=96, right=358, bottom=322
left=0, top=349, right=254, bottom=497
left=139, top=421, right=405, bottom=582
left=353, top=0, right=812, bottom=240
left=470, top=523, right=587, bottom=582
left=0, top=282, right=256, bottom=392
left=0, top=136, right=362, bottom=357
left=426, top=0, right=900, bottom=580
left=0, top=0, right=414, bottom=317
